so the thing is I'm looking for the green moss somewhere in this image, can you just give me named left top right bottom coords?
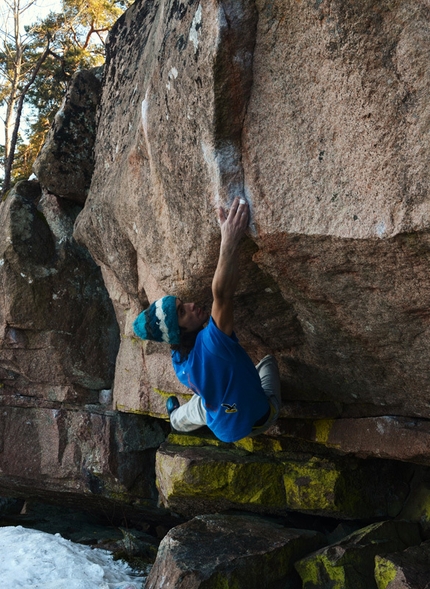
left=234, top=436, right=283, bottom=453
left=313, top=419, right=335, bottom=445
left=295, top=553, right=346, bottom=589
left=115, top=404, right=147, bottom=415
left=168, top=433, right=225, bottom=448
left=283, top=457, right=341, bottom=512
left=152, top=387, right=193, bottom=401
left=374, top=556, right=398, bottom=589
left=167, top=429, right=283, bottom=455
left=158, top=448, right=285, bottom=507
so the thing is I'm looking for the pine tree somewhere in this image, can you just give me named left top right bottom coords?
left=0, top=0, right=132, bottom=196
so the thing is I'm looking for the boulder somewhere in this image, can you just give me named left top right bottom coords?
left=295, top=521, right=422, bottom=589
left=145, top=513, right=326, bottom=589
left=374, top=541, right=430, bottom=589
left=397, top=480, right=430, bottom=537
left=72, top=0, right=430, bottom=427
left=33, top=68, right=102, bottom=203
left=0, top=405, right=167, bottom=510
left=155, top=433, right=413, bottom=519
left=0, top=181, right=119, bottom=400
left=273, top=416, right=430, bottom=466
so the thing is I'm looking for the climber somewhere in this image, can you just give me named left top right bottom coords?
left=133, top=197, right=281, bottom=443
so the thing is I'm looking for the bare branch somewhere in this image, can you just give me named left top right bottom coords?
left=1, top=37, right=50, bottom=196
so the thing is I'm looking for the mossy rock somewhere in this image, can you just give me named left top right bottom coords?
left=295, top=521, right=422, bottom=589
left=156, top=437, right=414, bottom=519
left=374, top=540, right=430, bottom=589
left=156, top=443, right=286, bottom=516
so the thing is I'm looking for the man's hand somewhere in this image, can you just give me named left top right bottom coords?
left=211, top=197, right=249, bottom=336
left=219, top=198, right=249, bottom=250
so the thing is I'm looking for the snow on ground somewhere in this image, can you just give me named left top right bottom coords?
left=0, top=526, right=147, bottom=589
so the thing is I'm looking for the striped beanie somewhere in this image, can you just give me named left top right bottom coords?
left=133, top=295, right=180, bottom=345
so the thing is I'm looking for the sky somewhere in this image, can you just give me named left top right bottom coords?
left=0, top=0, right=62, bottom=31
left=0, top=526, right=148, bottom=589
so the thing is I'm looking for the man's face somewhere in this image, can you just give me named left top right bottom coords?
left=176, top=299, right=209, bottom=332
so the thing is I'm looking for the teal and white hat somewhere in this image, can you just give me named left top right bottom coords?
left=133, top=295, right=180, bottom=345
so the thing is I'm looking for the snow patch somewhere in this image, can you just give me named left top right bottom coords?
left=0, top=526, right=146, bottom=589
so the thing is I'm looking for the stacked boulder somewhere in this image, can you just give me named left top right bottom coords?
left=1, top=0, right=430, bottom=586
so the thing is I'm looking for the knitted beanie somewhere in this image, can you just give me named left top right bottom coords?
left=133, top=295, right=180, bottom=345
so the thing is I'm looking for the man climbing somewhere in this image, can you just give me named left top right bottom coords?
left=133, top=197, right=281, bottom=443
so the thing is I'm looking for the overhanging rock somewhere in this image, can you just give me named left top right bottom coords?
left=72, top=0, right=430, bottom=423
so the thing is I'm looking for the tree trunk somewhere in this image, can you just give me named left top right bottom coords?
left=1, top=44, right=50, bottom=198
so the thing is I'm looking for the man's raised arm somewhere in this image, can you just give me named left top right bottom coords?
left=211, top=197, right=249, bottom=336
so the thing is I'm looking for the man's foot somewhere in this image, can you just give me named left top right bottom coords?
left=166, top=396, right=180, bottom=416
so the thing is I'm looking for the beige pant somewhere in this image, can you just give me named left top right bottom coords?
left=170, top=355, right=281, bottom=436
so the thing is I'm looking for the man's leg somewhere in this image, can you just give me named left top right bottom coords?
left=169, top=394, right=207, bottom=432
left=251, top=355, right=281, bottom=435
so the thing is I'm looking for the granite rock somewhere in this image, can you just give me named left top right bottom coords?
left=72, top=0, right=430, bottom=426
left=0, top=181, right=119, bottom=399
left=146, top=513, right=326, bottom=589
left=374, top=541, right=430, bottom=589
left=155, top=434, right=414, bottom=519
left=33, top=68, right=102, bottom=203
left=295, top=521, right=422, bottom=589
left=0, top=405, right=167, bottom=508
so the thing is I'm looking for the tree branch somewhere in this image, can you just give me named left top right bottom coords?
left=1, top=39, right=50, bottom=197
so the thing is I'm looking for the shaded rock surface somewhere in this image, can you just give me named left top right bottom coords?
left=0, top=181, right=119, bottom=398
left=33, top=68, right=102, bottom=204
left=0, top=405, right=167, bottom=512
left=145, top=513, right=326, bottom=589
left=374, top=541, right=430, bottom=589
left=399, top=480, right=430, bottom=537
left=295, top=520, right=422, bottom=589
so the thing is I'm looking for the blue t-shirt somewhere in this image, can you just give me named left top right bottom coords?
left=171, top=317, right=269, bottom=442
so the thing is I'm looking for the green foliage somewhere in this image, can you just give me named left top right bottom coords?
left=1, top=0, right=133, bottom=192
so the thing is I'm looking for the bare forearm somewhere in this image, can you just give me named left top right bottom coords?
left=212, top=241, right=240, bottom=302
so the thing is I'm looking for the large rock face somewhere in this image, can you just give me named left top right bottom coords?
left=0, top=181, right=119, bottom=398
left=74, top=0, right=430, bottom=421
left=0, top=180, right=164, bottom=511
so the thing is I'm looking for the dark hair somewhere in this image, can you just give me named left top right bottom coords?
left=171, top=326, right=203, bottom=361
